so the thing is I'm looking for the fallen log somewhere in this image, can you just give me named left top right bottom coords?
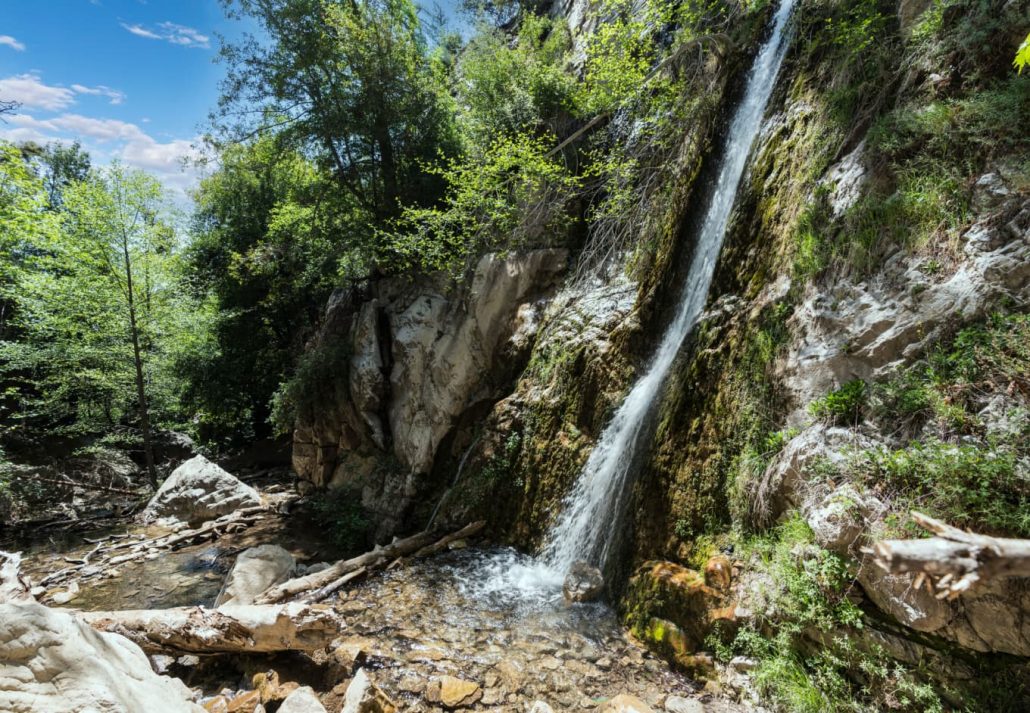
left=867, top=511, right=1030, bottom=599
left=302, top=566, right=368, bottom=603
left=256, top=529, right=440, bottom=604
left=78, top=602, right=341, bottom=655
left=256, top=521, right=487, bottom=604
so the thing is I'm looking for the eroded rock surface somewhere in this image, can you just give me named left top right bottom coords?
left=564, top=561, right=605, bottom=603
left=0, top=600, right=204, bottom=713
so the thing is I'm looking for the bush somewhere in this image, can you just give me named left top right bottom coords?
left=809, top=380, right=867, bottom=425
left=307, top=487, right=370, bottom=554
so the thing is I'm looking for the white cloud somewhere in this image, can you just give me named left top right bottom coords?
left=120, top=21, right=210, bottom=48
left=0, top=73, right=76, bottom=111
left=0, top=73, right=128, bottom=111
left=0, top=35, right=25, bottom=51
left=0, top=111, right=203, bottom=200
left=71, top=84, right=126, bottom=105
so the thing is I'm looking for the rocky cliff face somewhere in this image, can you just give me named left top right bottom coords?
left=293, top=0, right=1030, bottom=703
left=292, top=250, right=567, bottom=536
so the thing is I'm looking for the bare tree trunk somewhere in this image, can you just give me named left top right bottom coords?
left=121, top=239, right=157, bottom=490
left=867, top=511, right=1030, bottom=599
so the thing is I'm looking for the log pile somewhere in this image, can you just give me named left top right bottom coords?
left=867, top=511, right=1030, bottom=599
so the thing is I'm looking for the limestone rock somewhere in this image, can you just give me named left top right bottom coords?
left=529, top=702, right=556, bottom=713
left=426, top=676, right=482, bottom=709
left=703, top=556, right=732, bottom=592
left=141, top=455, right=261, bottom=524
left=563, top=561, right=605, bottom=603
left=596, top=694, right=654, bottom=712
left=0, top=600, right=204, bottom=712
left=253, top=670, right=299, bottom=706
left=278, top=686, right=327, bottom=713
left=341, top=669, right=397, bottom=713
left=216, top=545, right=295, bottom=607
left=665, top=697, right=705, bottom=713
left=804, top=483, right=882, bottom=558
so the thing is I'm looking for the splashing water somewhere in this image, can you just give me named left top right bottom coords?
left=489, top=0, right=799, bottom=597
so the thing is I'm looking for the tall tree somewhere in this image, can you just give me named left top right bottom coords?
left=215, top=0, right=456, bottom=222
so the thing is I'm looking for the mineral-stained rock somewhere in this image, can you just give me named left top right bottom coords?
left=0, top=600, right=205, bottom=712
left=141, top=455, right=261, bottom=524
left=216, top=545, right=296, bottom=607
left=564, top=561, right=605, bottom=603
left=341, top=668, right=397, bottom=713
left=278, top=686, right=328, bottom=713
left=425, top=676, right=482, bottom=709
left=703, top=556, right=732, bottom=592
left=253, top=670, right=299, bottom=706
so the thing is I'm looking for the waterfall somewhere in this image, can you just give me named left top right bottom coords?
left=539, top=0, right=798, bottom=575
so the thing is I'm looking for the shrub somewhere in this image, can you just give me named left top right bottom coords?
left=809, top=380, right=867, bottom=425
left=306, top=487, right=370, bottom=554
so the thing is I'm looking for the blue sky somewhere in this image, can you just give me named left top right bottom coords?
left=0, top=0, right=462, bottom=200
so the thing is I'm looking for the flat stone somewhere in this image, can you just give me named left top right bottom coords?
left=279, top=686, right=328, bottom=713
left=426, top=676, right=482, bottom=709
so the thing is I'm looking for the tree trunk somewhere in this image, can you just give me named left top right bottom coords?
left=78, top=602, right=341, bottom=654
left=121, top=239, right=157, bottom=490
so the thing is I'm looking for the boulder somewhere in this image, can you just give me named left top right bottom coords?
left=530, top=703, right=556, bottom=713
left=425, top=676, right=482, bottom=709
left=804, top=483, right=882, bottom=558
left=563, top=561, right=605, bottom=603
left=215, top=545, right=295, bottom=607
left=278, top=686, right=327, bottom=713
left=141, top=455, right=261, bottom=524
left=595, top=694, right=654, bottom=712
left=0, top=600, right=204, bottom=712
left=341, top=668, right=397, bottom=713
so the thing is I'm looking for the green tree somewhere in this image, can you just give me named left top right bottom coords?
left=215, top=0, right=456, bottom=221
left=1, top=160, right=186, bottom=487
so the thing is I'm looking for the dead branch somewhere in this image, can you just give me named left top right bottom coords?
left=866, top=511, right=1030, bottom=599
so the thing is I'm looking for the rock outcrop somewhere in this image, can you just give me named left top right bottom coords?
left=563, top=561, right=605, bottom=603
left=292, top=249, right=568, bottom=533
left=0, top=600, right=204, bottom=713
left=141, top=455, right=261, bottom=524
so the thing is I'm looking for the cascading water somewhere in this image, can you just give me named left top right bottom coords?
left=468, top=0, right=798, bottom=608
left=540, top=0, right=798, bottom=576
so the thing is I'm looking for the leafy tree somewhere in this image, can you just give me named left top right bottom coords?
left=215, top=0, right=457, bottom=221
left=1016, top=32, right=1030, bottom=74
left=1, top=160, right=188, bottom=487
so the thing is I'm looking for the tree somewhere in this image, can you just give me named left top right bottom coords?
left=1, top=159, right=186, bottom=488
left=215, top=0, right=456, bottom=222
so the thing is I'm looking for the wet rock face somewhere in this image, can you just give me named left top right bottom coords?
left=141, top=455, right=261, bottom=525
left=215, top=544, right=295, bottom=608
left=0, top=600, right=204, bottom=713
left=564, top=561, right=605, bottom=603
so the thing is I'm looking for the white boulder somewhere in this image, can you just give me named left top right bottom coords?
left=215, top=544, right=296, bottom=607
left=141, top=455, right=261, bottom=524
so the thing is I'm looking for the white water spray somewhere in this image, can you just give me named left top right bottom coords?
left=538, top=0, right=798, bottom=576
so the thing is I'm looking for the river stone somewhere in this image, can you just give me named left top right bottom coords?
left=563, top=561, right=605, bottom=603
left=341, top=668, right=396, bottom=713
left=216, top=545, right=295, bottom=607
left=0, top=600, right=205, bottom=712
left=142, top=455, right=261, bottom=524
left=665, top=697, right=705, bottom=713
left=596, top=694, right=655, bottom=712
left=529, top=703, right=556, bottom=713
left=426, top=676, right=482, bottom=708
left=278, top=686, right=327, bottom=713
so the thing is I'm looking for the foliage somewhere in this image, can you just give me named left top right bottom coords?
left=808, top=380, right=867, bottom=425
left=1, top=154, right=198, bottom=443
left=269, top=340, right=351, bottom=436
left=306, top=487, right=371, bottom=553
left=1017, top=32, right=1030, bottom=74
left=381, top=132, right=581, bottom=275
left=712, top=518, right=944, bottom=713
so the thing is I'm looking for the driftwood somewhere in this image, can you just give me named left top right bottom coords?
left=78, top=602, right=341, bottom=655
left=40, top=505, right=274, bottom=590
left=867, top=511, right=1030, bottom=599
left=257, top=521, right=487, bottom=604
